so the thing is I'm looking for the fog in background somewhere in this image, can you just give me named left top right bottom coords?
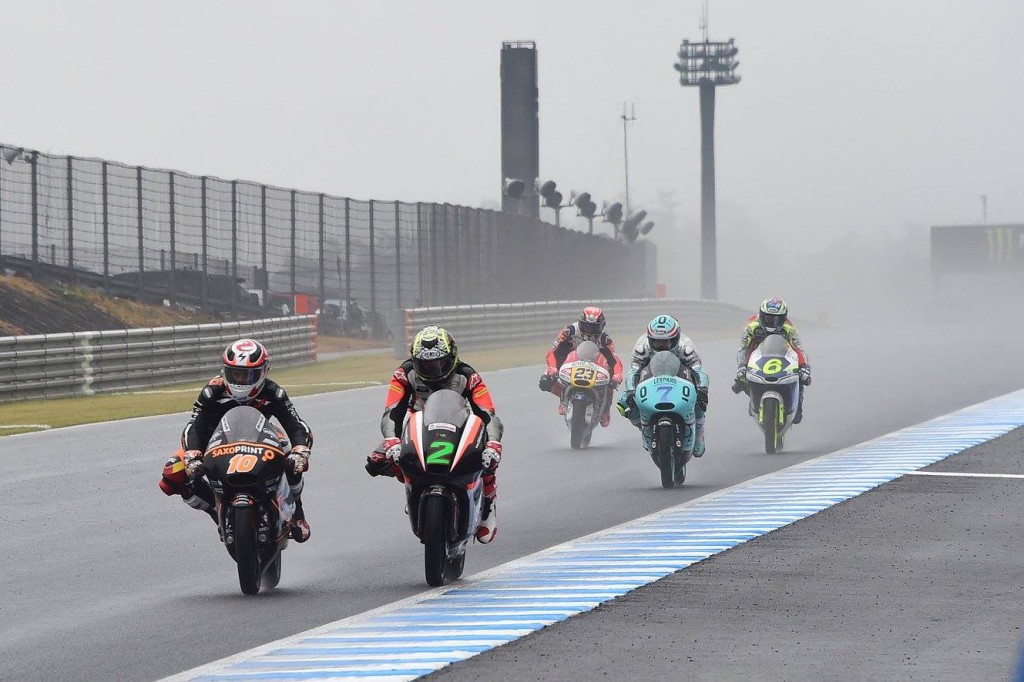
left=1, top=1, right=1021, bottom=321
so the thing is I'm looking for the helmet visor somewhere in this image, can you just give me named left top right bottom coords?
left=649, top=336, right=677, bottom=352
left=414, top=356, right=454, bottom=382
left=224, top=366, right=263, bottom=387
left=760, top=312, right=786, bottom=331
left=579, top=320, right=603, bottom=337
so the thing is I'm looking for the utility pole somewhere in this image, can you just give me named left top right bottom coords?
left=621, top=103, right=637, bottom=214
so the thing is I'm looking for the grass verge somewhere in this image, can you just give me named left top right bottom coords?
left=0, top=344, right=549, bottom=437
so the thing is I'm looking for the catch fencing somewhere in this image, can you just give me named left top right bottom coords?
left=0, top=144, right=648, bottom=319
left=0, top=315, right=316, bottom=402
left=401, top=299, right=748, bottom=354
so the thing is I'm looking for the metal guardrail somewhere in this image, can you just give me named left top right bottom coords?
left=0, top=315, right=317, bottom=402
left=401, top=299, right=748, bottom=354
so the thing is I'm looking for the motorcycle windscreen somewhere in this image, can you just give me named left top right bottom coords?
left=648, top=351, right=682, bottom=377
left=207, top=405, right=287, bottom=449
left=759, top=334, right=791, bottom=358
left=574, top=340, right=600, bottom=363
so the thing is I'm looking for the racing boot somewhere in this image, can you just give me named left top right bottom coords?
left=600, top=408, right=612, bottom=427
left=476, top=499, right=497, bottom=543
left=476, top=474, right=497, bottom=543
left=183, top=479, right=219, bottom=524
left=693, top=416, right=706, bottom=458
left=557, top=402, right=565, bottom=416
left=794, top=394, right=804, bottom=424
left=288, top=476, right=311, bottom=543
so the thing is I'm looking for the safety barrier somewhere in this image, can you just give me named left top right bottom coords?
left=0, top=315, right=317, bottom=402
left=402, top=299, right=748, bottom=352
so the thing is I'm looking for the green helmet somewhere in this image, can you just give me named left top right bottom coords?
left=411, top=325, right=458, bottom=382
left=759, top=297, right=788, bottom=332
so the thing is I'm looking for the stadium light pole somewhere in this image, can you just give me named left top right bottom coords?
left=674, top=15, right=739, bottom=301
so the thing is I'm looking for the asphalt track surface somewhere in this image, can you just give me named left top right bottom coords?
left=2, top=320, right=1021, bottom=681
left=431, top=418, right=1024, bottom=681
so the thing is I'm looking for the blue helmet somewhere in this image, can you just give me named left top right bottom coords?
left=647, top=315, right=680, bottom=352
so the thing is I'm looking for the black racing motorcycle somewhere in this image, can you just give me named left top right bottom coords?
left=201, top=406, right=296, bottom=595
left=397, top=389, right=486, bottom=587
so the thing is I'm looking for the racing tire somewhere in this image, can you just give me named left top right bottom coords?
left=569, top=401, right=588, bottom=450
left=445, top=549, right=466, bottom=581
left=233, top=507, right=262, bottom=595
left=763, top=396, right=782, bottom=454
left=262, top=548, right=282, bottom=590
left=422, top=496, right=448, bottom=587
left=656, top=421, right=676, bottom=489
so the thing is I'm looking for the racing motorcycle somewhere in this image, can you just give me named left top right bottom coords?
left=397, top=389, right=486, bottom=587
left=740, top=334, right=802, bottom=454
left=556, top=340, right=614, bottom=449
left=200, top=405, right=296, bottom=595
left=634, top=351, right=699, bottom=488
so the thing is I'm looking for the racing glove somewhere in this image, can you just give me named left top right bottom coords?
left=288, top=444, right=311, bottom=474
left=731, top=368, right=747, bottom=394
left=366, top=437, right=401, bottom=477
left=799, top=366, right=812, bottom=386
left=481, top=441, right=502, bottom=472
left=538, top=371, right=555, bottom=392
left=183, top=449, right=204, bottom=480
left=697, top=386, right=709, bottom=412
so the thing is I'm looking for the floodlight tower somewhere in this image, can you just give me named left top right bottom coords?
left=674, top=7, right=739, bottom=301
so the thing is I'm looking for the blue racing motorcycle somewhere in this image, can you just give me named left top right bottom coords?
left=634, top=351, right=699, bottom=488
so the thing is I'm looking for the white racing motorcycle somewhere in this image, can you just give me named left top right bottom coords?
left=740, top=335, right=802, bottom=454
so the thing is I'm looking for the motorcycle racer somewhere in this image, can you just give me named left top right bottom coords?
left=538, top=306, right=624, bottom=426
left=732, top=297, right=811, bottom=423
left=617, top=315, right=710, bottom=457
left=159, top=338, right=314, bottom=542
left=366, top=325, right=504, bottom=544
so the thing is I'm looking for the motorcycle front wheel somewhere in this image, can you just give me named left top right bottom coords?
left=422, top=496, right=448, bottom=587
left=763, top=396, right=782, bottom=454
left=569, top=401, right=588, bottom=450
left=232, top=507, right=262, bottom=595
left=655, top=421, right=677, bottom=489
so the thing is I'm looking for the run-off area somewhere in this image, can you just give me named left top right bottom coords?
left=432, top=423, right=1024, bottom=681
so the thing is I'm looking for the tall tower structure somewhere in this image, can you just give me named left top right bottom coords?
left=500, top=41, right=539, bottom=217
left=674, top=8, right=739, bottom=301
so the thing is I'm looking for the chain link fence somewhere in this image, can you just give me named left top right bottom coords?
left=0, top=144, right=652, bottom=325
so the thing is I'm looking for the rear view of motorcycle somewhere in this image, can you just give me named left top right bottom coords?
left=634, top=352, right=699, bottom=488
left=200, top=406, right=296, bottom=595
left=397, top=389, right=487, bottom=587
left=556, top=340, right=613, bottom=449
left=740, top=335, right=802, bottom=453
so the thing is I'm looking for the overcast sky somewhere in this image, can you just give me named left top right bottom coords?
left=2, top=1, right=1021, bottom=305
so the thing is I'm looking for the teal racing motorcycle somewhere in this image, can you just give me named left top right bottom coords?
left=633, top=351, right=699, bottom=488
left=740, top=334, right=802, bottom=453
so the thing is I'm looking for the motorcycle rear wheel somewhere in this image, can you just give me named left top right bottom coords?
left=422, top=496, right=448, bottom=587
left=263, top=548, right=282, bottom=590
left=763, top=397, right=782, bottom=454
left=445, top=549, right=466, bottom=580
left=233, top=507, right=262, bottom=595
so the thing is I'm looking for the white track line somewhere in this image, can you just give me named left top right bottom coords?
left=905, top=471, right=1024, bottom=479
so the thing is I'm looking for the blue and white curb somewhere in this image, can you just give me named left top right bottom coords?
left=166, top=389, right=1024, bottom=681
